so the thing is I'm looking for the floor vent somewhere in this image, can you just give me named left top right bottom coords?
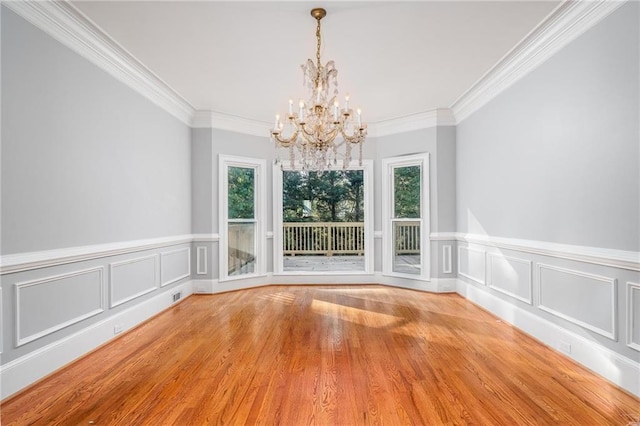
left=172, top=291, right=182, bottom=303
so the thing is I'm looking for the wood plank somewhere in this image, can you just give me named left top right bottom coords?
left=2, top=285, right=639, bottom=425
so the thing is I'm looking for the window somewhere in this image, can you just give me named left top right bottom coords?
left=219, top=155, right=266, bottom=281
left=382, top=153, right=430, bottom=279
left=273, top=161, right=374, bottom=275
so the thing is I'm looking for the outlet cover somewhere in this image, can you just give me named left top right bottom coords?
left=114, top=324, right=123, bottom=335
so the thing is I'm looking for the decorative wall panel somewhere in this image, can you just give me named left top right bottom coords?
left=161, top=247, right=190, bottom=287
left=538, top=264, right=616, bottom=339
left=487, top=253, right=532, bottom=304
left=110, top=255, right=158, bottom=308
left=458, top=246, right=486, bottom=285
left=16, top=267, right=104, bottom=346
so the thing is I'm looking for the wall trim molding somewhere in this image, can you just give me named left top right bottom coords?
left=451, top=0, right=625, bottom=123
left=160, top=247, right=191, bottom=287
left=368, top=108, right=456, bottom=137
left=455, top=233, right=639, bottom=272
left=0, top=235, right=193, bottom=275
left=3, top=0, right=194, bottom=126
left=109, top=254, right=159, bottom=308
left=3, top=232, right=637, bottom=276
left=442, top=245, right=453, bottom=274
left=196, top=246, right=208, bottom=275
left=486, top=252, right=533, bottom=305
left=457, top=245, right=486, bottom=285
left=627, top=282, right=640, bottom=352
left=0, top=280, right=194, bottom=400
left=15, top=267, right=105, bottom=347
left=191, top=110, right=270, bottom=137
left=457, top=279, right=640, bottom=398
left=537, top=263, right=617, bottom=340
left=430, top=232, right=457, bottom=241
left=192, top=233, right=220, bottom=243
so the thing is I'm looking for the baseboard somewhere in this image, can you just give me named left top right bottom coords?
left=377, top=275, right=457, bottom=293
left=456, top=279, right=640, bottom=397
left=0, top=280, right=193, bottom=400
left=191, top=275, right=456, bottom=294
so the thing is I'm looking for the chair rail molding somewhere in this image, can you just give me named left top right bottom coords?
left=455, top=233, right=639, bottom=272
left=0, top=235, right=193, bottom=275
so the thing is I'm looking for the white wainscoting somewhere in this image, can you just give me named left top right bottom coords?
left=486, top=252, right=532, bottom=304
left=0, top=280, right=193, bottom=400
left=196, top=246, right=208, bottom=275
left=161, top=247, right=191, bottom=287
left=458, top=246, right=486, bottom=285
left=538, top=264, right=617, bottom=340
left=457, top=279, right=640, bottom=398
left=15, top=267, right=105, bottom=346
left=628, top=282, right=640, bottom=352
left=109, top=254, right=159, bottom=308
left=442, top=245, right=452, bottom=274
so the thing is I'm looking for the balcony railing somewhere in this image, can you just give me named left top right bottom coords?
left=283, top=221, right=421, bottom=256
left=283, top=222, right=365, bottom=256
left=393, top=220, right=421, bottom=254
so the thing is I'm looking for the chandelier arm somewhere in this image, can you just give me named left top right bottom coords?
left=340, top=128, right=367, bottom=144
left=272, top=131, right=299, bottom=146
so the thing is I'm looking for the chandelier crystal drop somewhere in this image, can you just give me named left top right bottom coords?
left=270, top=8, right=367, bottom=172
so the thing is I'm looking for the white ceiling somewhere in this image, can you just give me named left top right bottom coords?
left=71, top=1, right=560, bottom=124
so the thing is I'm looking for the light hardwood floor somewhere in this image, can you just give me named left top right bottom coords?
left=2, top=285, right=639, bottom=425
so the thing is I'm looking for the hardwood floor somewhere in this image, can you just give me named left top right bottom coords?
left=2, top=285, right=639, bottom=425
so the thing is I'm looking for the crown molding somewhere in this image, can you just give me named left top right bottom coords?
left=192, top=110, right=271, bottom=137
left=451, top=0, right=626, bottom=124
left=7, top=0, right=625, bottom=134
left=4, top=0, right=195, bottom=126
left=368, top=108, right=456, bottom=138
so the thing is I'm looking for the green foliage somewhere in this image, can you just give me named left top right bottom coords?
left=228, top=166, right=254, bottom=219
left=393, top=165, right=421, bottom=218
left=283, top=170, right=364, bottom=222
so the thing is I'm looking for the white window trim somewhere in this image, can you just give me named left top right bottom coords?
left=381, top=153, right=431, bottom=281
left=273, top=160, right=374, bottom=276
left=218, top=154, right=267, bottom=282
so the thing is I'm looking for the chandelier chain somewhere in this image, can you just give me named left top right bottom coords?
left=315, top=17, right=322, bottom=85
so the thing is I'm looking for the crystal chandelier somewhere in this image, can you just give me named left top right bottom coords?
left=270, top=8, right=367, bottom=172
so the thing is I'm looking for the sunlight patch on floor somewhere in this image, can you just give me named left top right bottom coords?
left=260, top=291, right=295, bottom=305
left=311, top=298, right=401, bottom=328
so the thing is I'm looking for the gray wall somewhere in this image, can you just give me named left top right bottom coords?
left=456, top=2, right=639, bottom=251
left=455, top=2, right=640, bottom=365
left=1, top=7, right=191, bottom=255
left=375, top=127, right=457, bottom=278
left=191, top=129, right=275, bottom=277
left=1, top=7, right=192, bottom=381
left=191, top=128, right=214, bottom=235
